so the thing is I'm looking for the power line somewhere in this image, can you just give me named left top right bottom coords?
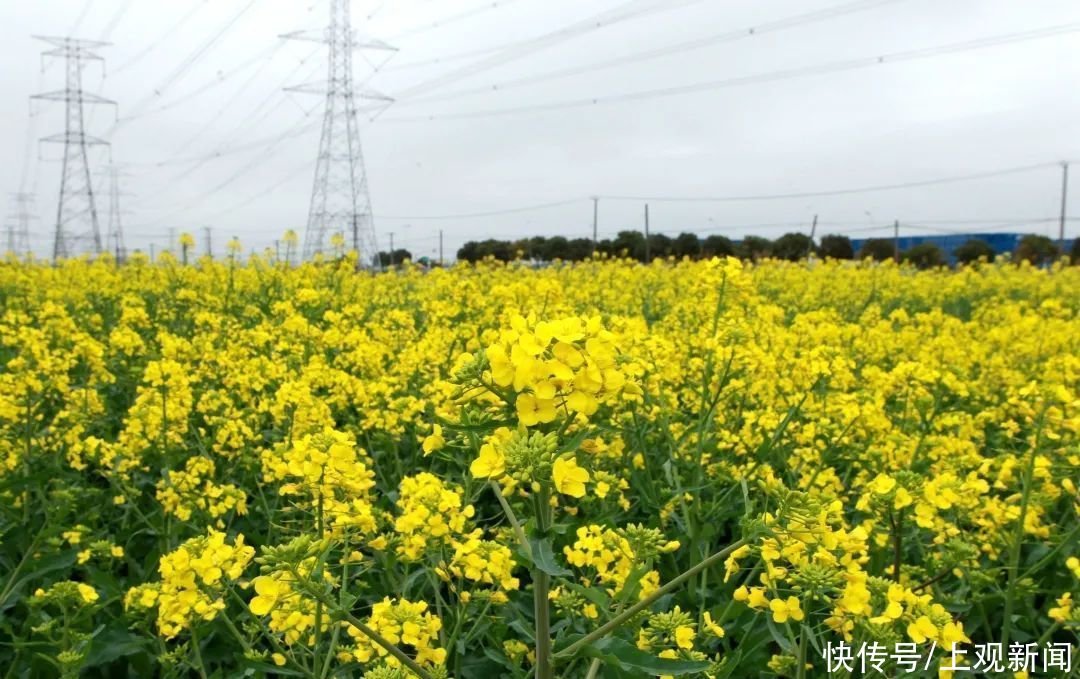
left=97, top=0, right=136, bottom=41
left=141, top=113, right=320, bottom=207
left=597, top=162, right=1067, bottom=202
left=389, top=0, right=711, bottom=100
left=384, top=0, right=698, bottom=72
left=69, top=0, right=96, bottom=35
left=380, top=198, right=587, bottom=220
left=155, top=157, right=319, bottom=225
left=112, top=1, right=212, bottom=74
left=383, top=22, right=1080, bottom=121
left=158, top=44, right=312, bottom=158
left=398, top=0, right=907, bottom=105
left=130, top=52, right=323, bottom=182
left=372, top=161, right=1070, bottom=221
left=116, top=42, right=285, bottom=124
left=388, top=0, right=529, bottom=40
left=108, top=0, right=259, bottom=136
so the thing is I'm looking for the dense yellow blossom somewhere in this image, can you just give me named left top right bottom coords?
left=1, top=255, right=1076, bottom=677
left=125, top=529, right=254, bottom=639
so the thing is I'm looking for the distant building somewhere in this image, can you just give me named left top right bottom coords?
left=849, top=232, right=1024, bottom=264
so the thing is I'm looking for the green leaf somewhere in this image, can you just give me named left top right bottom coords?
left=83, top=625, right=149, bottom=668
left=586, top=637, right=712, bottom=676
left=528, top=537, right=571, bottom=577
left=565, top=581, right=610, bottom=609
left=0, top=551, right=77, bottom=612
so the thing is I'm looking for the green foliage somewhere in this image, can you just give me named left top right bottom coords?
left=771, top=233, right=816, bottom=262
left=736, top=236, right=773, bottom=261
left=901, top=242, right=946, bottom=269
left=858, top=238, right=895, bottom=262
left=953, top=238, right=996, bottom=265
left=1014, top=234, right=1060, bottom=265
left=817, top=234, right=854, bottom=260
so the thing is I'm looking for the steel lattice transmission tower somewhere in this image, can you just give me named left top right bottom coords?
left=4, top=193, right=36, bottom=258
left=104, top=165, right=128, bottom=262
left=284, top=0, right=395, bottom=264
left=31, top=36, right=115, bottom=260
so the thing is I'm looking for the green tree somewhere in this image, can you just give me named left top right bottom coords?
left=702, top=235, right=735, bottom=257
left=1014, top=234, right=1060, bottom=265
left=672, top=232, right=701, bottom=258
left=737, top=236, right=773, bottom=261
left=377, top=249, right=413, bottom=267
left=818, top=235, right=854, bottom=260
left=646, top=233, right=672, bottom=260
left=858, top=239, right=895, bottom=262
left=772, top=232, right=816, bottom=261
left=901, top=242, right=945, bottom=269
left=953, top=238, right=995, bottom=265
left=611, top=231, right=645, bottom=260
left=565, top=238, right=595, bottom=261
left=457, top=241, right=480, bottom=263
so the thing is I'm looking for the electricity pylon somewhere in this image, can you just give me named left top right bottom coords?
left=283, top=0, right=395, bottom=264
left=31, top=36, right=114, bottom=260
left=103, top=165, right=129, bottom=262
left=4, top=193, right=36, bottom=258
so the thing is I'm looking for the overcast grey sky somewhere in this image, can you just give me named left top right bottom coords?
left=3, top=0, right=1080, bottom=259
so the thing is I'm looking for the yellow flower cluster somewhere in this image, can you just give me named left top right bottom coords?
left=31, top=581, right=99, bottom=607
left=393, top=472, right=475, bottom=561
left=156, top=456, right=247, bottom=524
left=344, top=597, right=447, bottom=668
left=247, top=558, right=329, bottom=645
left=125, top=529, right=253, bottom=638
left=483, top=314, right=641, bottom=425
left=261, top=427, right=378, bottom=536
left=563, top=524, right=669, bottom=599
left=438, top=530, right=519, bottom=599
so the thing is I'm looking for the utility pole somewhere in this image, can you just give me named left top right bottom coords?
left=204, top=226, right=213, bottom=258
left=808, top=213, right=818, bottom=259
left=4, top=193, right=36, bottom=258
left=388, top=232, right=394, bottom=267
left=1059, top=161, right=1069, bottom=251
left=644, top=203, right=650, bottom=263
left=893, top=219, right=900, bottom=263
left=438, top=229, right=443, bottom=266
left=149, top=243, right=155, bottom=261
left=285, top=0, right=395, bottom=265
left=32, top=36, right=115, bottom=260
left=275, top=240, right=281, bottom=261
left=591, top=196, right=598, bottom=253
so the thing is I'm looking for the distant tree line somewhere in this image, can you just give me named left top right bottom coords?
left=455, top=231, right=1080, bottom=268
left=377, top=249, right=413, bottom=267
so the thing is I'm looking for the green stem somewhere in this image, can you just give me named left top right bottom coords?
left=533, top=486, right=554, bottom=679
left=216, top=609, right=251, bottom=653
left=890, top=508, right=903, bottom=583
left=585, top=658, right=602, bottom=679
left=0, top=529, right=44, bottom=607
left=189, top=627, right=209, bottom=679
left=313, top=492, right=325, bottom=677
left=1001, top=416, right=1044, bottom=651
left=796, top=624, right=808, bottom=679
left=555, top=537, right=749, bottom=660
left=492, top=481, right=531, bottom=558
